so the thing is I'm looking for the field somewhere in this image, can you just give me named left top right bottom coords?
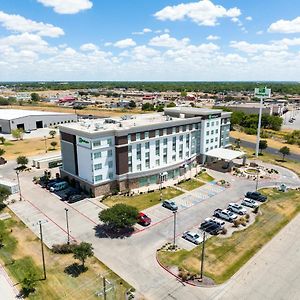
left=177, top=179, right=204, bottom=191
left=158, top=189, right=300, bottom=284
left=0, top=208, right=131, bottom=299
left=0, top=136, right=60, bottom=160
left=102, top=187, right=183, bottom=211
left=230, top=131, right=300, bottom=155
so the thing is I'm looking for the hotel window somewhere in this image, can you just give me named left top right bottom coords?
left=206, top=148, right=209, bottom=152
left=107, top=149, right=113, bottom=157
left=107, top=138, right=112, bottom=146
left=93, top=140, right=101, bottom=147
left=145, top=159, right=150, bottom=168
left=206, top=131, right=209, bottom=135
left=215, top=137, right=218, bottom=142
left=179, top=150, right=183, bottom=159
left=207, top=122, right=210, bottom=127
left=172, top=137, right=176, bottom=151
left=128, top=134, right=131, bottom=142
left=136, top=133, right=141, bottom=140
left=216, top=129, right=218, bottom=134
left=172, top=154, right=176, bottom=161
left=108, top=173, right=113, bottom=180
left=137, top=144, right=141, bottom=160
left=163, top=147, right=167, bottom=154
left=155, top=140, right=160, bottom=155
left=211, top=121, right=214, bottom=126
left=128, top=145, right=132, bottom=155
left=193, top=124, right=196, bottom=130
left=156, top=159, right=160, bottom=166
left=186, top=151, right=189, bottom=157
left=163, top=129, right=167, bottom=135
left=211, top=138, right=214, bottom=143
left=145, top=131, right=149, bottom=139
left=179, top=135, right=183, bottom=142
left=137, top=164, right=142, bottom=171
left=210, top=146, right=213, bottom=150
left=163, top=138, right=168, bottom=146
left=206, top=139, right=209, bottom=144
left=215, top=145, right=218, bottom=148
left=216, top=121, right=219, bottom=126
left=94, top=152, right=101, bottom=159
left=108, top=161, right=113, bottom=168
left=179, top=126, right=183, bottom=132
left=172, top=127, right=176, bottom=134
left=145, top=152, right=150, bottom=158
left=94, top=163, right=102, bottom=170
left=155, top=130, right=159, bottom=137
left=163, top=154, right=167, bottom=163
left=145, top=142, right=150, bottom=149
left=94, top=175, right=102, bottom=182
left=211, top=130, right=214, bottom=135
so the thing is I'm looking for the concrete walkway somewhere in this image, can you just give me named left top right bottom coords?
left=0, top=265, right=18, bottom=299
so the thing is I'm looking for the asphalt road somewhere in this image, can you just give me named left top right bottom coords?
left=229, top=137, right=300, bottom=162
left=3, top=161, right=300, bottom=300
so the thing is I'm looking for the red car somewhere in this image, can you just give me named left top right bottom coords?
left=138, top=212, right=151, bottom=226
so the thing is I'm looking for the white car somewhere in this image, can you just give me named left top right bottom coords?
left=204, top=217, right=225, bottom=227
left=214, top=209, right=238, bottom=222
left=241, top=198, right=259, bottom=208
left=227, top=203, right=247, bottom=215
left=182, top=231, right=202, bottom=245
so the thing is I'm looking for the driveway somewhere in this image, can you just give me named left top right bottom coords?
left=2, top=161, right=300, bottom=300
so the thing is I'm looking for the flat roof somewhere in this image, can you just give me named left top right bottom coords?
left=206, top=148, right=245, bottom=160
left=165, top=107, right=223, bottom=115
left=0, top=109, right=74, bottom=120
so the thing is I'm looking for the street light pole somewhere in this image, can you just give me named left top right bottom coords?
left=255, top=96, right=263, bottom=158
left=159, top=173, right=162, bottom=201
left=255, top=168, right=259, bottom=191
left=173, top=211, right=177, bottom=248
left=65, top=208, right=70, bottom=245
left=200, top=231, right=206, bottom=281
left=16, top=170, right=22, bottom=201
left=44, top=136, right=48, bottom=153
left=39, top=221, right=47, bottom=280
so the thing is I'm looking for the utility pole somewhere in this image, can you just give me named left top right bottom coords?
left=44, top=136, right=48, bottom=153
left=159, top=173, right=162, bottom=201
left=173, top=211, right=177, bottom=248
left=39, top=221, right=47, bottom=280
left=103, top=276, right=107, bottom=300
left=65, top=208, right=70, bottom=245
left=16, top=170, right=22, bottom=201
left=255, top=169, right=259, bottom=191
left=200, top=231, right=206, bottom=281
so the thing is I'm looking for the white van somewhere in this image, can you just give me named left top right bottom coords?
left=50, top=181, right=68, bottom=192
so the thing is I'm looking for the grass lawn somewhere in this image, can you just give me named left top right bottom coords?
left=102, top=187, right=183, bottom=211
left=158, top=188, right=300, bottom=284
left=1, top=136, right=60, bottom=160
left=242, top=146, right=300, bottom=176
left=196, top=172, right=214, bottom=182
left=177, top=179, right=205, bottom=191
left=0, top=208, right=131, bottom=299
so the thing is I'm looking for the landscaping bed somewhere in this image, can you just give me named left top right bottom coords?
left=157, top=188, right=300, bottom=285
left=196, top=171, right=214, bottom=182
left=176, top=179, right=204, bottom=191
left=102, top=187, right=183, bottom=211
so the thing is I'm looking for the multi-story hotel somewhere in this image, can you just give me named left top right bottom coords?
left=59, top=107, right=231, bottom=196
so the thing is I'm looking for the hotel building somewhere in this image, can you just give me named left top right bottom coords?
left=59, top=107, right=231, bottom=196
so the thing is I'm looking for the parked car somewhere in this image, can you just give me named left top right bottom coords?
left=241, top=197, right=259, bottom=208
left=227, top=203, right=247, bottom=215
left=182, top=231, right=202, bottom=245
left=137, top=212, right=151, bottom=226
left=200, top=221, right=222, bottom=235
left=68, top=194, right=85, bottom=203
left=204, top=217, right=225, bottom=227
left=50, top=181, right=68, bottom=192
left=62, top=189, right=79, bottom=201
left=214, top=209, right=238, bottom=222
left=46, top=179, right=63, bottom=190
left=245, top=191, right=267, bottom=202
left=162, top=200, right=178, bottom=211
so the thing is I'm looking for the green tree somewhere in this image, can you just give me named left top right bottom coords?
left=180, top=91, right=187, bottom=97
left=128, top=100, right=136, bottom=108
left=31, top=93, right=40, bottom=102
left=11, top=129, right=24, bottom=140
left=17, top=156, right=29, bottom=167
left=259, top=140, right=268, bottom=154
left=167, top=102, right=176, bottom=108
left=0, top=186, right=11, bottom=208
left=0, top=137, right=5, bottom=144
left=279, top=146, right=290, bottom=161
left=142, top=102, right=155, bottom=111
left=50, top=141, right=57, bottom=149
left=0, top=148, right=5, bottom=157
left=21, top=272, right=36, bottom=296
left=99, top=204, right=139, bottom=230
left=49, top=130, right=56, bottom=139
left=73, top=242, right=94, bottom=269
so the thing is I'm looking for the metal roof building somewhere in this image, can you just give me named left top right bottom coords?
left=0, top=109, right=77, bottom=133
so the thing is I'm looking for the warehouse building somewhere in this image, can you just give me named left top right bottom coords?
left=0, top=109, right=77, bottom=133
left=59, top=107, right=232, bottom=197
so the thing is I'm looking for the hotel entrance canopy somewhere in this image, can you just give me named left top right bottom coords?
left=205, top=148, right=245, bottom=161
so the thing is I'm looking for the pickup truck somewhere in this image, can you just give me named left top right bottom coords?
left=213, top=208, right=238, bottom=222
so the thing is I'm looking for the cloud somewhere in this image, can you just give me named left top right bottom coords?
left=37, top=0, right=93, bottom=14
left=149, top=34, right=190, bottom=48
left=0, top=11, right=64, bottom=37
left=256, top=30, right=263, bottom=35
left=230, top=40, right=287, bottom=54
left=80, top=43, right=98, bottom=52
left=268, top=17, right=300, bottom=34
left=206, top=35, right=220, bottom=40
left=154, top=0, right=241, bottom=26
left=114, top=38, right=136, bottom=48
left=132, top=28, right=152, bottom=35
left=246, top=16, right=252, bottom=21
left=132, top=46, right=160, bottom=60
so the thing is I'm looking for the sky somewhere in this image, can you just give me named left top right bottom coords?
left=1, top=0, right=300, bottom=81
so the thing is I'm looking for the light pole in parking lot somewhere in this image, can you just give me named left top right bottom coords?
left=16, top=170, right=22, bottom=201
left=200, top=231, right=206, bottom=281
left=44, top=136, right=48, bottom=153
left=255, top=169, right=259, bottom=191
left=173, top=211, right=177, bottom=248
left=159, top=173, right=163, bottom=201
left=65, top=208, right=70, bottom=245
left=39, top=220, right=47, bottom=280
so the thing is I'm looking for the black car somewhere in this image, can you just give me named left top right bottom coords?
left=68, top=194, right=85, bottom=203
left=200, top=221, right=222, bottom=235
left=245, top=191, right=267, bottom=202
left=62, top=189, right=79, bottom=201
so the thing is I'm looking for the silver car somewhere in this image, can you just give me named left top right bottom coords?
left=241, top=198, right=259, bottom=208
left=228, top=203, right=247, bottom=215
left=182, top=231, right=202, bottom=245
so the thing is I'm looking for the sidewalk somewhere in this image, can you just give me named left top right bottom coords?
left=0, top=264, right=18, bottom=299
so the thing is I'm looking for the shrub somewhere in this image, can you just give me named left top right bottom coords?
left=52, top=243, right=77, bottom=254
left=233, top=219, right=240, bottom=227
left=245, top=214, right=250, bottom=222
left=221, top=227, right=227, bottom=235
left=253, top=206, right=259, bottom=214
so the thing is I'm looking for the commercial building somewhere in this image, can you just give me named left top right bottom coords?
left=0, top=109, right=77, bottom=133
left=59, top=107, right=231, bottom=196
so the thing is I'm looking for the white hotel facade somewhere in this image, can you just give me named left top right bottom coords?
left=59, top=107, right=231, bottom=196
